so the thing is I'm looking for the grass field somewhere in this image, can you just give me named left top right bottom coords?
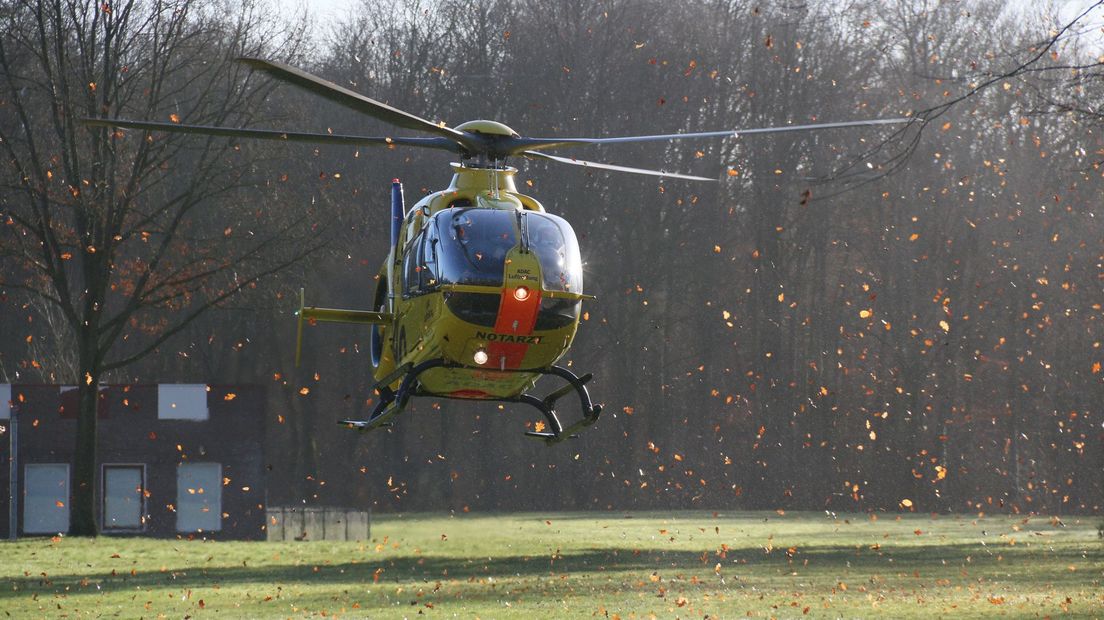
left=1, top=511, right=1101, bottom=618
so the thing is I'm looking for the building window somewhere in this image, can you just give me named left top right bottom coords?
left=24, top=464, right=69, bottom=535
left=0, top=383, right=10, bottom=419
left=158, top=384, right=208, bottom=420
left=102, top=465, right=145, bottom=531
left=58, top=385, right=110, bottom=419
left=176, top=462, right=221, bottom=533
left=58, top=385, right=77, bottom=417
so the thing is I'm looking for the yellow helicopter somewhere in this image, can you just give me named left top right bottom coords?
left=87, top=58, right=907, bottom=444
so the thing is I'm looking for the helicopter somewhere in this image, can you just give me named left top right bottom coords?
left=86, top=58, right=908, bottom=444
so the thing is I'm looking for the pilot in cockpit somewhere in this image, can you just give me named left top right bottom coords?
left=528, top=218, right=565, bottom=266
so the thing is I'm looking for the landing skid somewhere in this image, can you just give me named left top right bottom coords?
left=338, top=359, right=603, bottom=445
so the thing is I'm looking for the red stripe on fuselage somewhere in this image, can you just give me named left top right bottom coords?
left=449, top=389, right=491, bottom=399
left=487, top=286, right=541, bottom=369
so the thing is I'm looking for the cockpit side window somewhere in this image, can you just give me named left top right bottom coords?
left=402, top=222, right=442, bottom=297
left=420, top=223, right=439, bottom=290
left=402, top=230, right=423, bottom=296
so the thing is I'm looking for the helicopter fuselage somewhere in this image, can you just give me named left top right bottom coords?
left=371, top=163, right=590, bottom=403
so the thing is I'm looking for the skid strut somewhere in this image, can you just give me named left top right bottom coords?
left=339, top=359, right=602, bottom=444
left=518, top=366, right=603, bottom=445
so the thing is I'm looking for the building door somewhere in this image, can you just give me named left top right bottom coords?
left=176, top=462, right=221, bottom=533
left=102, top=465, right=144, bottom=531
left=23, top=464, right=69, bottom=535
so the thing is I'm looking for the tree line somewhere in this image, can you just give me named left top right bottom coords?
left=1, top=0, right=1101, bottom=531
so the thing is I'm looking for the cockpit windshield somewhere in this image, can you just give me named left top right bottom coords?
left=435, top=208, right=517, bottom=287
left=429, top=207, right=585, bottom=330
left=432, top=208, right=583, bottom=291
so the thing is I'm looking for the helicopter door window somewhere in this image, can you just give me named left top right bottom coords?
left=419, top=223, right=439, bottom=290
left=403, top=230, right=424, bottom=296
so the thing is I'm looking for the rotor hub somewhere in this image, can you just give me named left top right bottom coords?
left=454, top=120, right=519, bottom=137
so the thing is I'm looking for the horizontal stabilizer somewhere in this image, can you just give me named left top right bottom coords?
left=295, top=288, right=392, bottom=366
left=300, top=306, right=392, bottom=325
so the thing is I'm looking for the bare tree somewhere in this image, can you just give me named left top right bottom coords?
left=0, top=0, right=318, bottom=535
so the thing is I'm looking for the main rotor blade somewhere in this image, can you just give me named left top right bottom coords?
left=238, top=57, right=477, bottom=150
left=522, top=150, right=715, bottom=182
left=83, top=118, right=461, bottom=152
left=511, top=117, right=912, bottom=153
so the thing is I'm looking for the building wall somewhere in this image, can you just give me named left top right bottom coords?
left=0, top=384, right=266, bottom=540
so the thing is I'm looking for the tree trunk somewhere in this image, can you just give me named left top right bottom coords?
left=70, top=364, right=100, bottom=536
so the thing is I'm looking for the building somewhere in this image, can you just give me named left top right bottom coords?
left=1, top=383, right=266, bottom=540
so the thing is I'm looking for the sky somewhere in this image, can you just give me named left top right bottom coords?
left=279, top=0, right=355, bottom=25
